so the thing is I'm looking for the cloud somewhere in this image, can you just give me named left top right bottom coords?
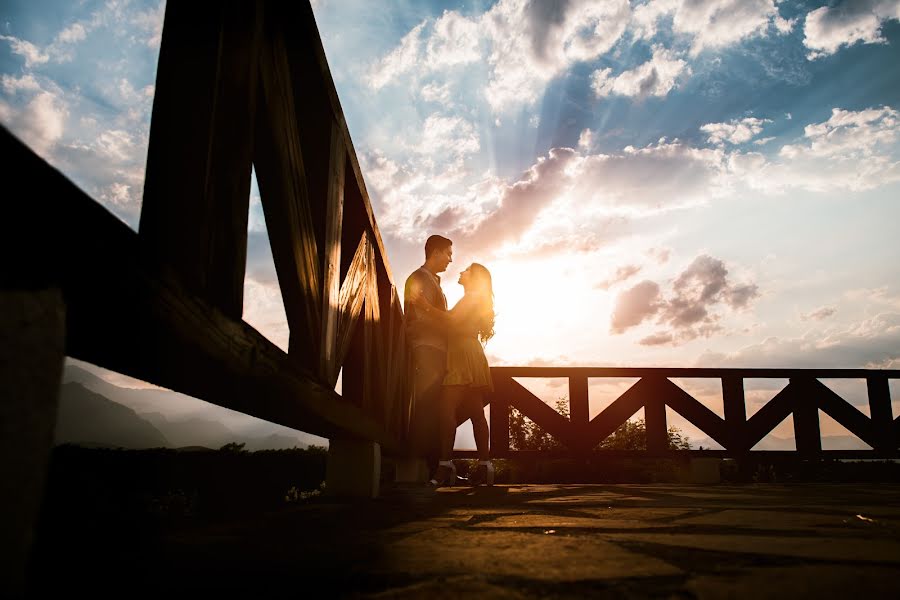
left=801, top=306, right=837, bottom=321
left=611, top=280, right=662, bottom=334
left=0, top=90, right=67, bottom=155
left=698, top=311, right=900, bottom=369
left=56, top=23, right=88, bottom=45
left=701, top=117, right=771, bottom=145
left=732, top=106, right=900, bottom=193
left=591, top=45, right=689, bottom=99
left=0, top=35, right=50, bottom=67
left=1, top=74, right=41, bottom=94
left=368, top=21, right=426, bottom=90
left=595, top=264, right=643, bottom=290
left=132, top=0, right=166, bottom=48
left=367, top=0, right=631, bottom=112
left=803, top=0, right=900, bottom=60
left=420, top=81, right=452, bottom=105
left=610, top=255, right=759, bottom=344
left=632, top=0, right=784, bottom=56
left=460, top=147, right=579, bottom=253
left=415, top=114, right=480, bottom=159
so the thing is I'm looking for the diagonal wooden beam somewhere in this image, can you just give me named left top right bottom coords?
left=585, top=378, right=648, bottom=447
left=254, top=23, right=322, bottom=369
left=319, top=122, right=346, bottom=382
left=814, top=379, right=877, bottom=448
left=744, top=382, right=798, bottom=450
left=139, top=0, right=261, bottom=319
left=660, top=379, right=730, bottom=449
left=332, top=232, right=369, bottom=383
left=493, top=377, right=573, bottom=446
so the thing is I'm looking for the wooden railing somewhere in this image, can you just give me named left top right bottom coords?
left=457, top=368, right=900, bottom=459
left=3, top=0, right=409, bottom=451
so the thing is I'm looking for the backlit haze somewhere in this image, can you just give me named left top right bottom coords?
left=3, top=0, right=899, bottom=447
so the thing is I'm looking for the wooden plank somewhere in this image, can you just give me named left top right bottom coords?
left=814, top=379, right=877, bottom=448
left=495, top=377, right=573, bottom=446
left=254, top=23, right=322, bottom=369
left=491, top=367, right=900, bottom=379
left=585, top=378, right=649, bottom=447
left=334, top=233, right=369, bottom=374
left=139, top=0, right=260, bottom=319
left=319, top=122, right=346, bottom=382
left=3, top=127, right=397, bottom=451
left=362, top=242, right=380, bottom=417
left=791, top=378, right=822, bottom=455
left=867, top=376, right=894, bottom=451
left=568, top=376, right=590, bottom=451
left=662, top=379, right=730, bottom=449
left=722, top=376, right=748, bottom=451
left=744, top=382, right=798, bottom=450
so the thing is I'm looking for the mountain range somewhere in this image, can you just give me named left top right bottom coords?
left=57, top=365, right=321, bottom=450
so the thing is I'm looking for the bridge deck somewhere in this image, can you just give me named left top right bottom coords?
left=30, top=482, right=900, bottom=597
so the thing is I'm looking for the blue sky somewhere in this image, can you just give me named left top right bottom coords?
left=3, top=0, right=899, bottom=445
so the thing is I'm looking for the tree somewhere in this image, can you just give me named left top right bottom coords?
left=508, top=396, right=690, bottom=451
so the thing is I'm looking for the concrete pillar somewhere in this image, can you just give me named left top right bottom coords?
left=0, top=289, right=66, bottom=596
left=325, top=439, right=380, bottom=498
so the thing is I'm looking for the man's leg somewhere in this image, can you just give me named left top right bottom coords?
left=410, top=346, right=446, bottom=473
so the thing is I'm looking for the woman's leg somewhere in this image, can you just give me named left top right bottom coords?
left=439, top=385, right=465, bottom=460
left=460, top=391, right=489, bottom=461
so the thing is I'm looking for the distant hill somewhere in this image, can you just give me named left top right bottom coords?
left=55, top=382, right=170, bottom=449
left=61, top=364, right=314, bottom=450
left=691, top=434, right=872, bottom=451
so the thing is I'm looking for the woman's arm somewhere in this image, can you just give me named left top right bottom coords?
left=411, top=292, right=476, bottom=331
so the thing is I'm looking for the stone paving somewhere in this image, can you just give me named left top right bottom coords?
left=31, top=483, right=900, bottom=597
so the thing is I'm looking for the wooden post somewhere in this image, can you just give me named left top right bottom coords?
left=792, top=378, right=822, bottom=455
left=490, top=382, right=510, bottom=458
left=722, top=376, right=747, bottom=452
left=0, top=289, right=65, bottom=596
left=644, top=380, right=669, bottom=453
left=139, top=0, right=261, bottom=319
left=319, top=122, right=346, bottom=384
left=568, top=376, right=590, bottom=451
left=867, top=376, right=894, bottom=453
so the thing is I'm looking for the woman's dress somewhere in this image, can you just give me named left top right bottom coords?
left=442, top=297, right=493, bottom=391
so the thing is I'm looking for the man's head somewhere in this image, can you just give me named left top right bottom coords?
left=424, top=234, right=453, bottom=273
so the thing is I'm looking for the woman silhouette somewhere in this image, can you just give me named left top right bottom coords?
left=413, top=262, right=495, bottom=486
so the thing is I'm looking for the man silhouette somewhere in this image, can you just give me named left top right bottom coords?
left=404, top=235, right=452, bottom=474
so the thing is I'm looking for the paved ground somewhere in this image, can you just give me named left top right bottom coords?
left=30, top=483, right=900, bottom=598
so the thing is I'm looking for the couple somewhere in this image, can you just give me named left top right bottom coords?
left=404, top=235, right=495, bottom=487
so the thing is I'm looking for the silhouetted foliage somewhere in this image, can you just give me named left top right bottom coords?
left=508, top=396, right=691, bottom=451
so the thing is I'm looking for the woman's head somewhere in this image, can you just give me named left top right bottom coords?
left=459, top=263, right=495, bottom=343
left=458, top=262, right=492, bottom=294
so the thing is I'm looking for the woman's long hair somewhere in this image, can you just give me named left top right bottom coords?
left=467, top=263, right=495, bottom=345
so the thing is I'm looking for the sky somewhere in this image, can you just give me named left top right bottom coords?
left=2, top=0, right=899, bottom=448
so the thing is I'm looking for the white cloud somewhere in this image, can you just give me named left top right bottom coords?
left=699, top=311, right=900, bottom=369
left=132, top=1, right=166, bottom=48
left=591, top=45, right=688, bottom=99
left=803, top=0, right=900, bottom=59
left=484, top=0, right=630, bottom=111
left=578, top=128, right=593, bottom=150
left=367, top=0, right=631, bottom=112
left=368, top=21, right=426, bottom=90
left=415, top=114, right=480, bottom=159
left=420, top=81, right=452, bottom=105
left=1, top=73, right=41, bottom=94
left=701, top=117, right=771, bottom=145
left=0, top=90, right=67, bottom=155
left=728, top=106, right=900, bottom=193
left=633, top=0, right=782, bottom=55
left=0, top=35, right=50, bottom=67
left=426, top=10, right=481, bottom=68
left=56, top=23, right=88, bottom=45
